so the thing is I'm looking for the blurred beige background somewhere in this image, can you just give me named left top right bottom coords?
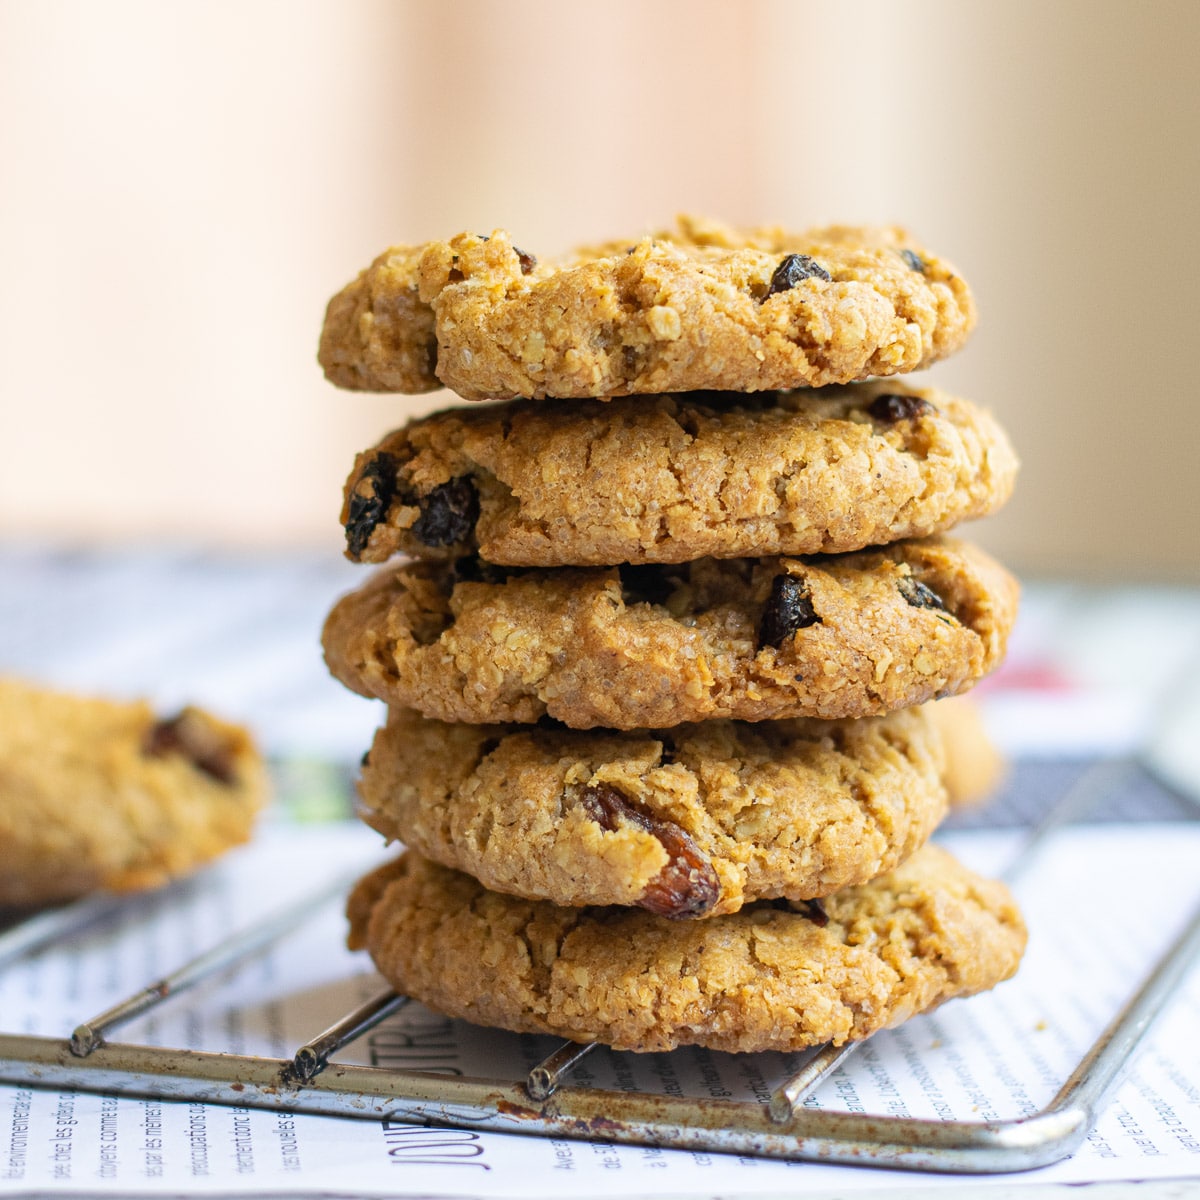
left=1, top=0, right=1197, bottom=580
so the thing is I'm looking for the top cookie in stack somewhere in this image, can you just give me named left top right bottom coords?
left=319, top=215, right=975, bottom=399
left=321, top=217, right=1026, bottom=1055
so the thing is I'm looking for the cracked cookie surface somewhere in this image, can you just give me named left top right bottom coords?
left=0, top=678, right=268, bottom=906
left=319, top=216, right=976, bottom=400
left=358, top=706, right=947, bottom=917
left=347, top=845, right=1025, bottom=1053
left=322, top=537, right=1018, bottom=729
left=341, top=380, right=1017, bottom=567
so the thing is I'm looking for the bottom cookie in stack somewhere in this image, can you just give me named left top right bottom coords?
left=345, top=704, right=1026, bottom=1054
left=347, top=843, right=1025, bottom=1055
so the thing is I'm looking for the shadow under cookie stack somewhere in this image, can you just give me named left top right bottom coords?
left=319, top=217, right=1027, bottom=1056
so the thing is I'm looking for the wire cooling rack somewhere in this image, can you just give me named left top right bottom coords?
left=1, top=757, right=1198, bottom=1176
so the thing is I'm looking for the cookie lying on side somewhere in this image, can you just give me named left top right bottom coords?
left=319, top=216, right=976, bottom=399
left=0, top=678, right=268, bottom=906
left=341, top=381, right=1017, bottom=568
left=322, top=537, right=1019, bottom=729
left=347, top=845, right=1026, bottom=1054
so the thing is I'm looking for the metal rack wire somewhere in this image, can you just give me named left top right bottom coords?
left=2, top=756, right=1198, bottom=1175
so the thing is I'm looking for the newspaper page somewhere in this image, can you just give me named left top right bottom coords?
left=1, top=817, right=1199, bottom=1197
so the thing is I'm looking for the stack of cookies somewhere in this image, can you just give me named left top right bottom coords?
left=319, top=217, right=1027, bottom=1055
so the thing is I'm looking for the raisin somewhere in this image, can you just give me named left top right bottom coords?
left=900, top=248, right=927, bottom=273
left=763, top=253, right=832, bottom=299
left=898, top=574, right=950, bottom=613
left=447, top=267, right=465, bottom=283
left=143, top=710, right=237, bottom=785
left=867, top=392, right=934, bottom=424
left=344, top=452, right=397, bottom=559
left=800, top=897, right=829, bottom=927
left=758, top=574, right=820, bottom=649
left=618, top=563, right=676, bottom=607
left=411, top=477, right=480, bottom=548
left=513, top=245, right=536, bottom=275
left=580, top=783, right=719, bottom=919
